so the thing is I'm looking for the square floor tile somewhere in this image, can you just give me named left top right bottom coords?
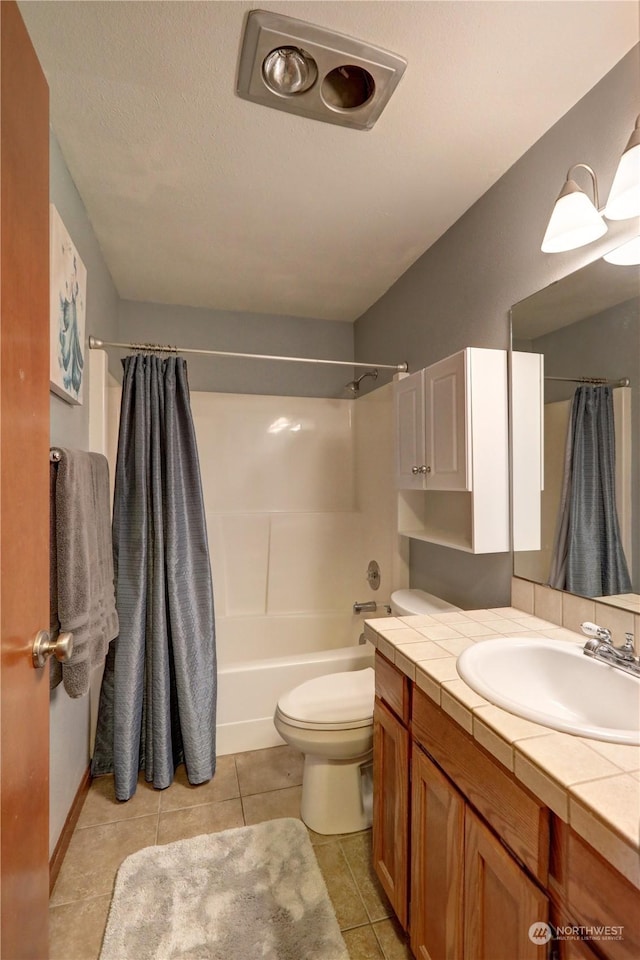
left=159, top=755, right=239, bottom=811
left=49, top=894, right=111, bottom=960
left=235, top=745, right=303, bottom=796
left=340, top=832, right=392, bottom=923
left=343, top=923, right=384, bottom=958
left=373, top=917, right=413, bottom=959
left=157, top=797, right=244, bottom=844
left=78, top=774, right=160, bottom=828
left=241, top=785, right=303, bottom=825
left=50, top=815, right=159, bottom=906
left=314, top=841, right=369, bottom=930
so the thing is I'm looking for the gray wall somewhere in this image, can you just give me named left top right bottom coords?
left=49, top=130, right=119, bottom=855
left=118, top=300, right=354, bottom=399
left=533, top=298, right=640, bottom=586
left=355, top=45, right=640, bottom=610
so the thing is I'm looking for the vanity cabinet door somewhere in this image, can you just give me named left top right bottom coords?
left=410, top=745, right=464, bottom=960
left=464, top=809, right=548, bottom=960
left=373, top=697, right=410, bottom=927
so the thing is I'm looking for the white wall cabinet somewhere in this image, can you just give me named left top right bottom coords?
left=394, top=347, right=509, bottom=553
left=395, top=351, right=469, bottom=491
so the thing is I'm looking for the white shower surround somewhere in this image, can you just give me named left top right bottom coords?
left=105, top=376, right=407, bottom=756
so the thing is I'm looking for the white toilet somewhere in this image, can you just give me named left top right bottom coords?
left=390, top=588, right=461, bottom=616
left=273, top=588, right=461, bottom=835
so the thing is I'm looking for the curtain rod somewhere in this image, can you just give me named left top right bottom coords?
left=88, top=336, right=408, bottom=373
left=545, top=375, right=630, bottom=387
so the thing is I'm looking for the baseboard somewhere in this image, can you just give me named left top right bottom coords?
left=49, top=765, right=92, bottom=894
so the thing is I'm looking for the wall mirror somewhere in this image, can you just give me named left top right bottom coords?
left=510, top=254, right=639, bottom=613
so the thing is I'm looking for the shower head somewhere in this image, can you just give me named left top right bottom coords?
left=345, top=369, right=378, bottom=395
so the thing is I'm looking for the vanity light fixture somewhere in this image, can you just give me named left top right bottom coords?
left=604, top=115, right=640, bottom=220
left=541, top=115, right=640, bottom=253
left=540, top=164, right=606, bottom=253
left=602, top=234, right=640, bottom=266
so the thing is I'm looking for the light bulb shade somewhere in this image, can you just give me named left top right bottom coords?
left=602, top=234, right=640, bottom=265
left=541, top=180, right=607, bottom=253
left=604, top=134, right=640, bottom=220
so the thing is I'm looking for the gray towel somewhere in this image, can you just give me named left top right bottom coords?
left=51, top=448, right=119, bottom=697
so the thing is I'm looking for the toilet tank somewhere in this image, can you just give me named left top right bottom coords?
left=390, top=589, right=461, bottom=616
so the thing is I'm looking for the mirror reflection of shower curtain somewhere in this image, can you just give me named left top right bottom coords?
left=92, top=354, right=217, bottom=801
left=548, top=385, right=632, bottom=597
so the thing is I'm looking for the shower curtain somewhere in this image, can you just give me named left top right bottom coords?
left=548, top=385, right=632, bottom=598
left=92, top=354, right=216, bottom=801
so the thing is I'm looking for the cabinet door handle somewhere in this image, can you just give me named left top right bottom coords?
left=419, top=465, right=429, bottom=474
left=411, top=466, right=420, bottom=475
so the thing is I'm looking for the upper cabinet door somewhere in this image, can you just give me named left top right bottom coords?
left=394, top=370, right=426, bottom=489
left=424, top=351, right=470, bottom=491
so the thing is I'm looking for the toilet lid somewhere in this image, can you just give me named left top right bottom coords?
left=277, top=668, right=374, bottom=726
left=391, top=588, right=461, bottom=615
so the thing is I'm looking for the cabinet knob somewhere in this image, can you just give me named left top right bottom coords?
left=411, top=466, right=420, bottom=475
left=419, top=465, right=429, bottom=474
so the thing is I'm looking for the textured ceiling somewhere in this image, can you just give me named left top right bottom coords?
left=20, top=1, right=639, bottom=322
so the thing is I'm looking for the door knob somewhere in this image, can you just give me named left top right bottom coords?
left=32, top=629, right=74, bottom=669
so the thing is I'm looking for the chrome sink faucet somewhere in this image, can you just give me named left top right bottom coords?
left=581, top=621, right=640, bottom=677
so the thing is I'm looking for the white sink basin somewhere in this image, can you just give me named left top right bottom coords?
left=456, top=637, right=640, bottom=745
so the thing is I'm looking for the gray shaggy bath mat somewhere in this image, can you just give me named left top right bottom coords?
left=99, top=817, right=349, bottom=960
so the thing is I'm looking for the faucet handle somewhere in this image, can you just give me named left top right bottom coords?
left=581, top=621, right=612, bottom=643
left=623, top=632, right=635, bottom=653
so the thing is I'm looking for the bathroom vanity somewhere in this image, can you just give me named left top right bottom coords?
left=367, top=612, right=639, bottom=960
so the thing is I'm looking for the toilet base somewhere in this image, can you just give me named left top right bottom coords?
left=300, top=750, right=373, bottom=835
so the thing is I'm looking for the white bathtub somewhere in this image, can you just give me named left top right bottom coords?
left=216, top=642, right=375, bottom=755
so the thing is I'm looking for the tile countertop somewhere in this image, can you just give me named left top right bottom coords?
left=363, top=606, right=640, bottom=891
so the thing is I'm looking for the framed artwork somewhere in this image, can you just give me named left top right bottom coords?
left=50, top=204, right=87, bottom=404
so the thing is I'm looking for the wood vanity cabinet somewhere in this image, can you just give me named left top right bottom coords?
left=410, top=744, right=464, bottom=960
left=373, top=650, right=640, bottom=960
left=372, top=653, right=411, bottom=927
left=374, top=652, right=550, bottom=960
left=549, top=820, right=639, bottom=960
left=463, top=807, right=548, bottom=960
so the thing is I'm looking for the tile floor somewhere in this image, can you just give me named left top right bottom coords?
left=50, top=745, right=412, bottom=960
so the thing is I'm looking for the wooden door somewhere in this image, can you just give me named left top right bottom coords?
left=372, top=698, right=410, bottom=927
left=0, top=3, right=50, bottom=957
left=394, top=369, right=426, bottom=489
left=464, top=809, right=548, bottom=960
left=410, top=746, right=464, bottom=960
left=424, top=351, right=470, bottom=491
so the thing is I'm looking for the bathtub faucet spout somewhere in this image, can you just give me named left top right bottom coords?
left=353, top=601, right=377, bottom=614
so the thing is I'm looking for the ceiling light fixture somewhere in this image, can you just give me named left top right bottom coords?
left=236, top=10, right=406, bottom=131
left=541, top=115, right=640, bottom=254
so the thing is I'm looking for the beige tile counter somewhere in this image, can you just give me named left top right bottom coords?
left=364, top=606, right=640, bottom=890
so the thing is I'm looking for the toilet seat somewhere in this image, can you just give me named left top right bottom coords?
left=276, top=667, right=374, bottom=731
